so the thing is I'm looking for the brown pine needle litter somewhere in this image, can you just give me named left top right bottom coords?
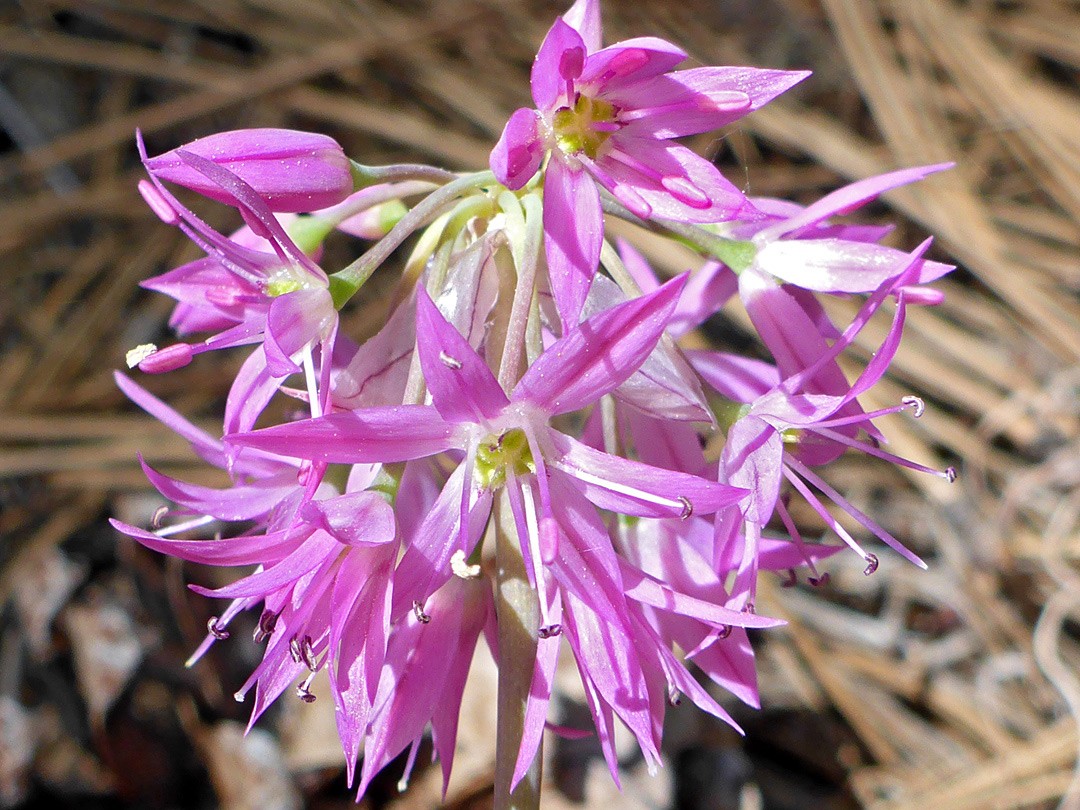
left=1, top=1, right=1078, bottom=808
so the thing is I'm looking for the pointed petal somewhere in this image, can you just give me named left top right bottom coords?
left=490, top=108, right=543, bottom=190
left=532, top=18, right=587, bottom=110
left=720, top=415, right=783, bottom=525
left=264, top=288, right=336, bottom=377
left=229, top=405, right=456, bottom=464
left=189, top=530, right=339, bottom=599
left=608, top=67, right=810, bottom=137
left=761, top=163, right=955, bottom=239
left=755, top=238, right=952, bottom=293
left=543, top=157, right=603, bottom=327
left=549, top=430, right=746, bottom=518
left=600, top=138, right=750, bottom=222
left=415, top=287, right=509, bottom=423
left=111, top=520, right=300, bottom=566
left=515, top=273, right=686, bottom=415
left=579, top=38, right=687, bottom=91
left=562, top=0, right=601, bottom=52
left=618, top=559, right=783, bottom=629
left=139, top=458, right=295, bottom=521
left=303, top=491, right=398, bottom=547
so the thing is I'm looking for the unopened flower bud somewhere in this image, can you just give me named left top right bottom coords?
left=145, top=129, right=353, bottom=213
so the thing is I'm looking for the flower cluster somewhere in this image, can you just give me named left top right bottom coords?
left=114, top=0, right=955, bottom=801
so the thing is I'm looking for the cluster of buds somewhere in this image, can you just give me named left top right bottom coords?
left=114, top=0, right=955, bottom=801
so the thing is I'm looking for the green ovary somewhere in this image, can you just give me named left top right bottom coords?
left=552, top=95, right=617, bottom=160
left=266, top=277, right=304, bottom=297
left=474, top=428, right=535, bottom=490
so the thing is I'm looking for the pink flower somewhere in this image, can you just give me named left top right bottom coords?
left=490, top=0, right=808, bottom=326
left=232, top=276, right=781, bottom=784
left=144, top=128, right=353, bottom=213
left=690, top=243, right=955, bottom=608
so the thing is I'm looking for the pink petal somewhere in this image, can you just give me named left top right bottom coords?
left=303, top=491, right=398, bottom=547
left=761, top=163, right=954, bottom=239
left=188, top=530, right=339, bottom=599
left=139, top=458, right=295, bottom=521
left=111, top=520, right=301, bottom=566
left=562, top=0, right=601, bottom=53
left=515, top=273, right=686, bottom=415
left=720, top=415, right=783, bottom=525
left=549, top=431, right=746, bottom=518
left=599, top=138, right=750, bottom=223
left=542, top=157, right=603, bottom=327
left=531, top=18, right=587, bottom=110
left=579, top=37, right=687, bottom=91
left=264, top=288, right=336, bottom=377
left=229, top=405, right=457, bottom=464
left=415, top=287, right=509, bottom=423
left=490, top=108, right=543, bottom=190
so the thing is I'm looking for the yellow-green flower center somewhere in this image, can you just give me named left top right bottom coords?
left=552, top=95, right=618, bottom=160
left=266, top=277, right=304, bottom=297
left=474, top=428, right=535, bottom=490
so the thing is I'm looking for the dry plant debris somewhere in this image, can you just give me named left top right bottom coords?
left=1, top=0, right=1078, bottom=808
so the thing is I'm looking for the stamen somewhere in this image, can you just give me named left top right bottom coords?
left=667, top=685, right=682, bottom=707
left=302, top=344, right=321, bottom=419
left=863, top=554, right=879, bottom=576
left=660, top=175, right=711, bottom=209
left=717, top=625, right=732, bottom=640
left=296, top=673, right=317, bottom=703
left=450, top=549, right=481, bottom=579
left=538, top=624, right=562, bottom=639
left=126, top=343, right=158, bottom=369
left=678, top=496, right=693, bottom=520
left=808, top=572, right=830, bottom=587
left=253, top=609, right=278, bottom=643
left=945, top=466, right=957, bottom=482
left=413, top=600, right=431, bottom=624
left=139, top=343, right=194, bottom=374
left=299, top=636, right=318, bottom=671
left=206, top=617, right=230, bottom=640
left=154, top=513, right=216, bottom=538
left=780, top=569, right=798, bottom=588
left=521, top=479, right=556, bottom=630
left=901, top=395, right=925, bottom=417
left=438, top=351, right=462, bottom=369
left=289, top=636, right=303, bottom=664
left=150, top=505, right=170, bottom=530
left=553, top=462, right=685, bottom=514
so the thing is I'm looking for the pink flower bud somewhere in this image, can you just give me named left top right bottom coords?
left=145, top=129, right=353, bottom=213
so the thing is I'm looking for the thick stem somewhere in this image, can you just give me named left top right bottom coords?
left=329, top=170, right=495, bottom=307
left=493, top=489, right=542, bottom=810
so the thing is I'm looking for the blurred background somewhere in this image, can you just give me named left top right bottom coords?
left=2, top=0, right=1080, bottom=808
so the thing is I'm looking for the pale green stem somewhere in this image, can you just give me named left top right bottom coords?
left=497, top=193, right=543, bottom=390
left=599, top=238, right=643, bottom=298
left=493, top=489, right=542, bottom=810
left=349, top=160, right=460, bottom=186
left=329, top=170, right=495, bottom=308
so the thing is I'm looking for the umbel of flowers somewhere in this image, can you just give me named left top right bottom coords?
left=113, top=0, right=955, bottom=805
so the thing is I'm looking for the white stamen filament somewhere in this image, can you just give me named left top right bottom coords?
left=302, top=343, right=321, bottom=419
left=154, top=513, right=217, bottom=537
left=555, top=462, right=684, bottom=513
left=521, top=483, right=553, bottom=630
